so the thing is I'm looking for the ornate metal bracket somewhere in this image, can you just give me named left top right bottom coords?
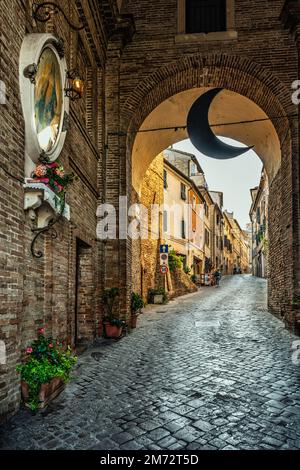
left=32, top=2, right=85, bottom=31
left=30, top=197, right=65, bottom=258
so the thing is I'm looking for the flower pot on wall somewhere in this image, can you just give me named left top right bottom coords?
left=131, top=314, right=138, bottom=329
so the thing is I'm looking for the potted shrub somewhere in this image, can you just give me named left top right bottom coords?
left=16, top=328, right=77, bottom=411
left=131, top=292, right=145, bottom=328
left=102, top=288, right=126, bottom=338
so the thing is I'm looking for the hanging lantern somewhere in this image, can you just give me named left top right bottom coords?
left=65, top=69, right=84, bottom=101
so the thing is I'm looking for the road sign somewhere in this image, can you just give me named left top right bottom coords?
left=160, top=253, right=168, bottom=266
left=159, top=244, right=168, bottom=253
left=160, top=265, right=168, bottom=274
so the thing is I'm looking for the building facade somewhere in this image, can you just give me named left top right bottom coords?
left=250, top=169, right=269, bottom=278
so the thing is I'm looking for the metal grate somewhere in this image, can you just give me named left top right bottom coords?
left=186, top=0, right=227, bottom=34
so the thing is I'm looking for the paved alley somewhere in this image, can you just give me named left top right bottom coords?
left=1, top=275, right=300, bottom=450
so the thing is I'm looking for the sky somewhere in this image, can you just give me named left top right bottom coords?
left=173, top=137, right=263, bottom=230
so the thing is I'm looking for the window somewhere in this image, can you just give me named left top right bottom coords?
left=163, top=210, right=168, bottom=232
left=256, top=207, right=261, bottom=224
left=224, top=235, right=228, bottom=248
left=190, top=162, right=197, bottom=176
left=180, top=182, right=187, bottom=200
left=181, top=219, right=186, bottom=239
left=186, top=0, right=226, bottom=34
left=216, top=214, right=220, bottom=225
left=204, top=202, right=209, bottom=217
left=163, top=169, right=168, bottom=189
left=205, top=229, right=210, bottom=246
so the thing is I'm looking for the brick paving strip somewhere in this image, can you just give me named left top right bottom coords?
left=1, top=275, right=300, bottom=450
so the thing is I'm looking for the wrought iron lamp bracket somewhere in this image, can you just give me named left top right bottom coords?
left=32, top=2, right=85, bottom=31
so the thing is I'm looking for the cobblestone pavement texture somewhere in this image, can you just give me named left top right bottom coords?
left=1, top=275, right=300, bottom=450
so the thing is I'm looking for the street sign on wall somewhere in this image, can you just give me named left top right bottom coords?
left=160, top=265, right=168, bottom=275
left=160, top=252, right=168, bottom=266
left=159, top=244, right=168, bottom=253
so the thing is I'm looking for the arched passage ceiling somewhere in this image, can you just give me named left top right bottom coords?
left=132, top=88, right=281, bottom=193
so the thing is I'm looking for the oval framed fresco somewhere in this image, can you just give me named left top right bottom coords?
left=19, top=34, right=69, bottom=172
left=34, top=46, right=64, bottom=154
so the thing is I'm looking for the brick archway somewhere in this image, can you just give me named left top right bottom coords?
left=120, top=53, right=300, bottom=332
left=122, top=53, right=293, bottom=143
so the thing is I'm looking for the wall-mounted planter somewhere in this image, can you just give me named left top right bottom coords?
left=24, top=181, right=70, bottom=228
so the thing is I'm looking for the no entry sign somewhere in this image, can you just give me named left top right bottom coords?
left=160, top=265, right=168, bottom=275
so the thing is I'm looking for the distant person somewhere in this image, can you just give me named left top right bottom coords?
left=214, top=269, right=222, bottom=287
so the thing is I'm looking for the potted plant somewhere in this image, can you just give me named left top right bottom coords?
left=292, top=294, right=300, bottom=310
left=131, top=292, right=145, bottom=328
left=16, top=328, right=77, bottom=412
left=148, top=287, right=168, bottom=305
left=102, top=288, right=126, bottom=338
left=28, top=159, right=76, bottom=203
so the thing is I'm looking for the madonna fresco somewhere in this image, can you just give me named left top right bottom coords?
left=34, top=47, right=63, bottom=153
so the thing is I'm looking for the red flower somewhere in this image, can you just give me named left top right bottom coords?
left=26, top=347, right=33, bottom=354
left=49, top=343, right=53, bottom=348
left=38, top=328, right=45, bottom=335
left=53, top=181, right=64, bottom=192
left=49, top=162, right=59, bottom=168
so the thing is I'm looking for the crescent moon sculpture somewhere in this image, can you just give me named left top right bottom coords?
left=187, top=88, right=253, bottom=159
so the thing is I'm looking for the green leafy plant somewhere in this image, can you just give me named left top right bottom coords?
left=102, top=287, right=119, bottom=317
left=16, top=328, right=77, bottom=411
left=131, top=292, right=145, bottom=314
left=184, top=265, right=191, bottom=275
left=148, top=287, right=169, bottom=304
left=292, top=294, right=300, bottom=308
left=102, top=288, right=125, bottom=327
left=168, top=249, right=183, bottom=273
left=191, top=274, right=197, bottom=284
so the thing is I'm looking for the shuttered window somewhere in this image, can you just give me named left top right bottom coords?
left=186, top=0, right=226, bottom=34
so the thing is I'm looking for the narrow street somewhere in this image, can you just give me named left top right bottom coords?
left=1, top=275, right=300, bottom=450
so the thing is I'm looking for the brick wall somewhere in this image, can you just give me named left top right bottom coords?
left=0, top=0, right=104, bottom=421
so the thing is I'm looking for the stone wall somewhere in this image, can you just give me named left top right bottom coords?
left=138, top=153, right=164, bottom=301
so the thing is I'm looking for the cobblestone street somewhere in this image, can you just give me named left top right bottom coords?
left=1, top=275, right=300, bottom=450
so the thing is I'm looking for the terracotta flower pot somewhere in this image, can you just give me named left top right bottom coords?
left=21, top=381, right=29, bottom=401
left=21, top=377, right=65, bottom=410
left=131, top=314, right=138, bottom=329
left=104, top=322, right=122, bottom=338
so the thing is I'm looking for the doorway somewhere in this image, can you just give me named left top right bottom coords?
left=75, top=239, right=94, bottom=347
